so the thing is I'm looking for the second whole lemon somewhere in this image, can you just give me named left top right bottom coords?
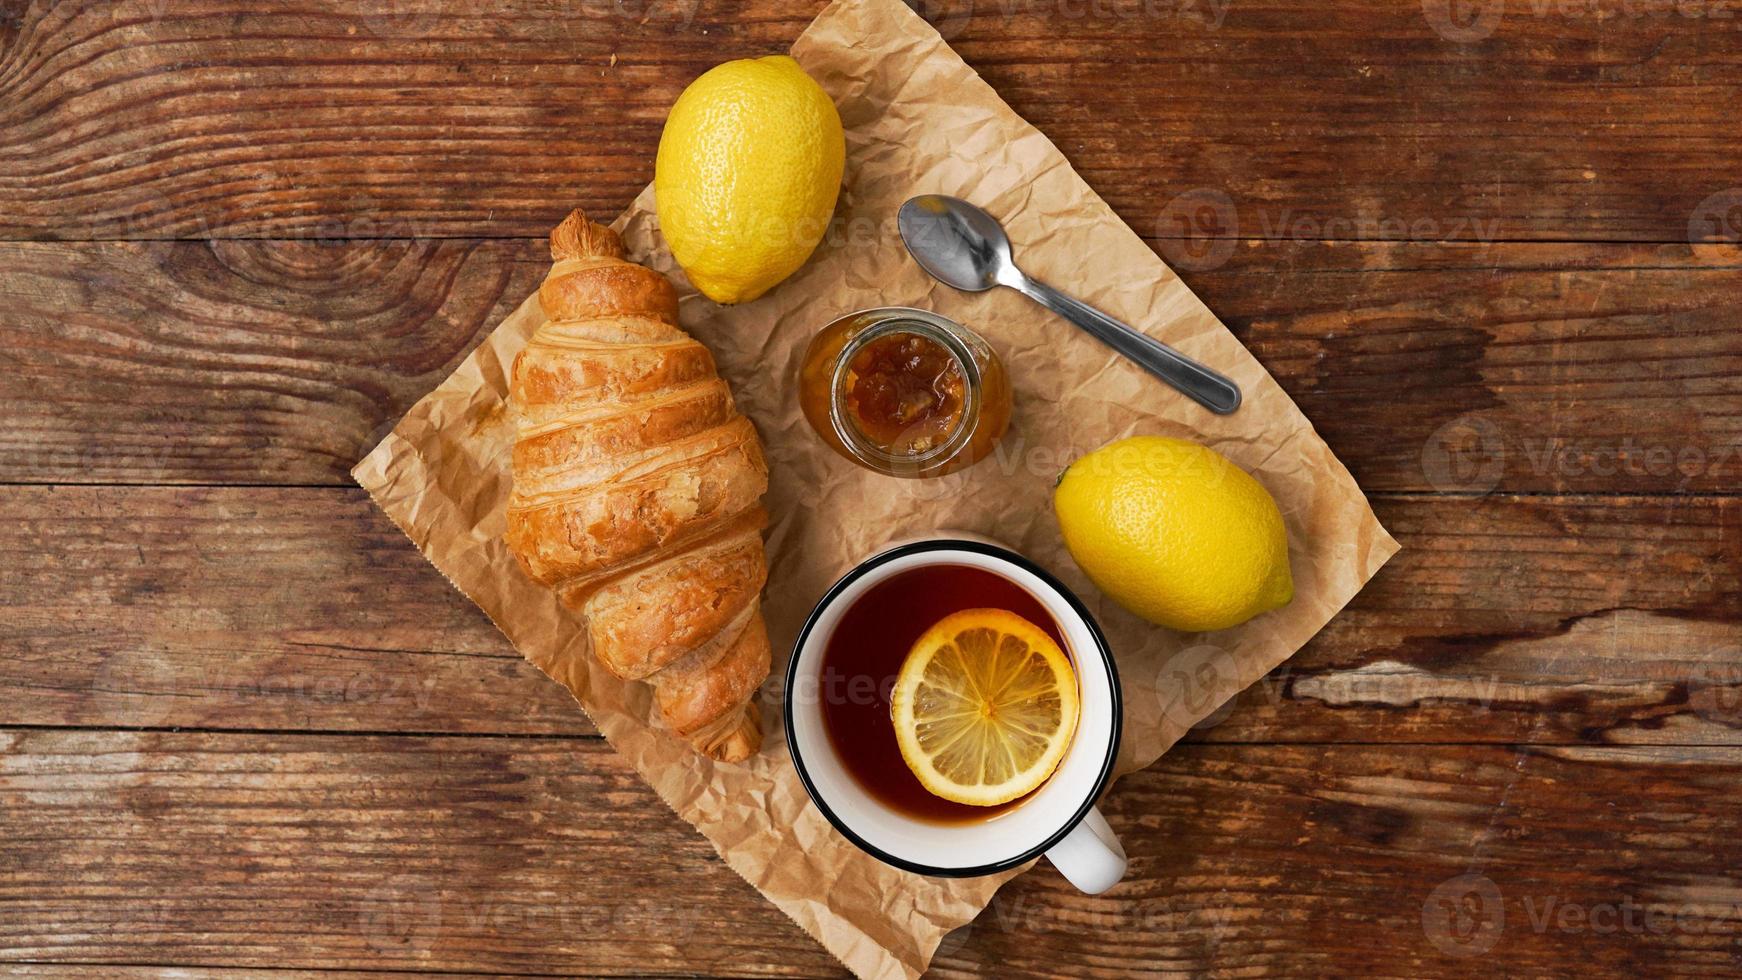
left=1054, top=436, right=1293, bottom=633
left=654, top=56, right=845, bottom=305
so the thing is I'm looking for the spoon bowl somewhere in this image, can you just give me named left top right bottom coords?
left=896, top=195, right=1242, bottom=415
left=898, top=195, right=1014, bottom=292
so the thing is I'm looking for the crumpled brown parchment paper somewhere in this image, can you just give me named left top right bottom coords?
left=352, top=0, right=1399, bottom=976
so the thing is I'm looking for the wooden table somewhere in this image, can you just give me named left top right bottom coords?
left=2, top=0, right=1739, bottom=976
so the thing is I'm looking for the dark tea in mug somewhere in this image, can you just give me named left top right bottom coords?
left=816, top=562, right=1070, bottom=824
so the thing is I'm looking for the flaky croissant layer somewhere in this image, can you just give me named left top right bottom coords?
left=505, top=209, right=772, bottom=763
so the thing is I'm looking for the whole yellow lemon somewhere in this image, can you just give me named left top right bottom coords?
left=654, top=56, right=845, bottom=305
left=1054, top=436, right=1293, bottom=632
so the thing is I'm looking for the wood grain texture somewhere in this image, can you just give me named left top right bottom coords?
left=3, top=486, right=1735, bottom=744
left=2, top=0, right=1741, bottom=244
left=0, top=238, right=545, bottom=485
left=1197, top=240, right=1742, bottom=495
left=3, top=730, right=1740, bottom=977
left=0, top=485, right=578, bottom=735
left=1200, top=491, right=1742, bottom=746
left=0, top=970, right=442, bottom=979
left=0, top=730, right=841, bottom=978
left=3, top=2, right=1738, bottom=976
left=3, top=238, right=1737, bottom=491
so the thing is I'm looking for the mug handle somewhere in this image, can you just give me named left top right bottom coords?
left=1044, top=806, right=1127, bottom=894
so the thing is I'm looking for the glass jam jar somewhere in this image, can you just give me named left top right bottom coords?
left=798, top=307, right=1013, bottom=478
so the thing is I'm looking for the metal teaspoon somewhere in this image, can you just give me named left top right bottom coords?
left=897, top=195, right=1242, bottom=415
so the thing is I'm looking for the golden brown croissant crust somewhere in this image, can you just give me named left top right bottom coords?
left=505, top=209, right=771, bottom=763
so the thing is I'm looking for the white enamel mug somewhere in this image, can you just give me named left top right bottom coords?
left=785, top=537, right=1127, bottom=893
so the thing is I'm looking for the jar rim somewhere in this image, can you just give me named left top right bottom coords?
left=827, top=313, right=983, bottom=475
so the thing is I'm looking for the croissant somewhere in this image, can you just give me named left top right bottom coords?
left=504, top=209, right=772, bottom=762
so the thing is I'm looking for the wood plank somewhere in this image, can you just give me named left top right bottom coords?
left=3, top=731, right=1740, bottom=977
left=1193, top=491, right=1742, bottom=746
left=0, top=731, right=842, bottom=978
left=0, top=969, right=456, bottom=979
left=3, top=487, right=1735, bottom=744
left=945, top=743, right=1742, bottom=979
left=0, top=485, right=583, bottom=736
left=3, top=238, right=1737, bottom=492
left=1198, top=240, right=1742, bottom=496
left=3, top=0, right=1740, bottom=243
left=0, top=238, right=546, bottom=486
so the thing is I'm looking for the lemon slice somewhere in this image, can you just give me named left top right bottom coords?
left=890, top=608, right=1080, bottom=807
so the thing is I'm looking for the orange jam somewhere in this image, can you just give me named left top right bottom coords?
left=842, top=331, right=966, bottom=456
left=798, top=309, right=1012, bottom=478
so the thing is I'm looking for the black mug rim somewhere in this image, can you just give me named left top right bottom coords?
left=783, top=539, right=1123, bottom=878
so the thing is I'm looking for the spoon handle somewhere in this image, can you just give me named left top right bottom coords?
left=1012, top=276, right=1242, bottom=415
